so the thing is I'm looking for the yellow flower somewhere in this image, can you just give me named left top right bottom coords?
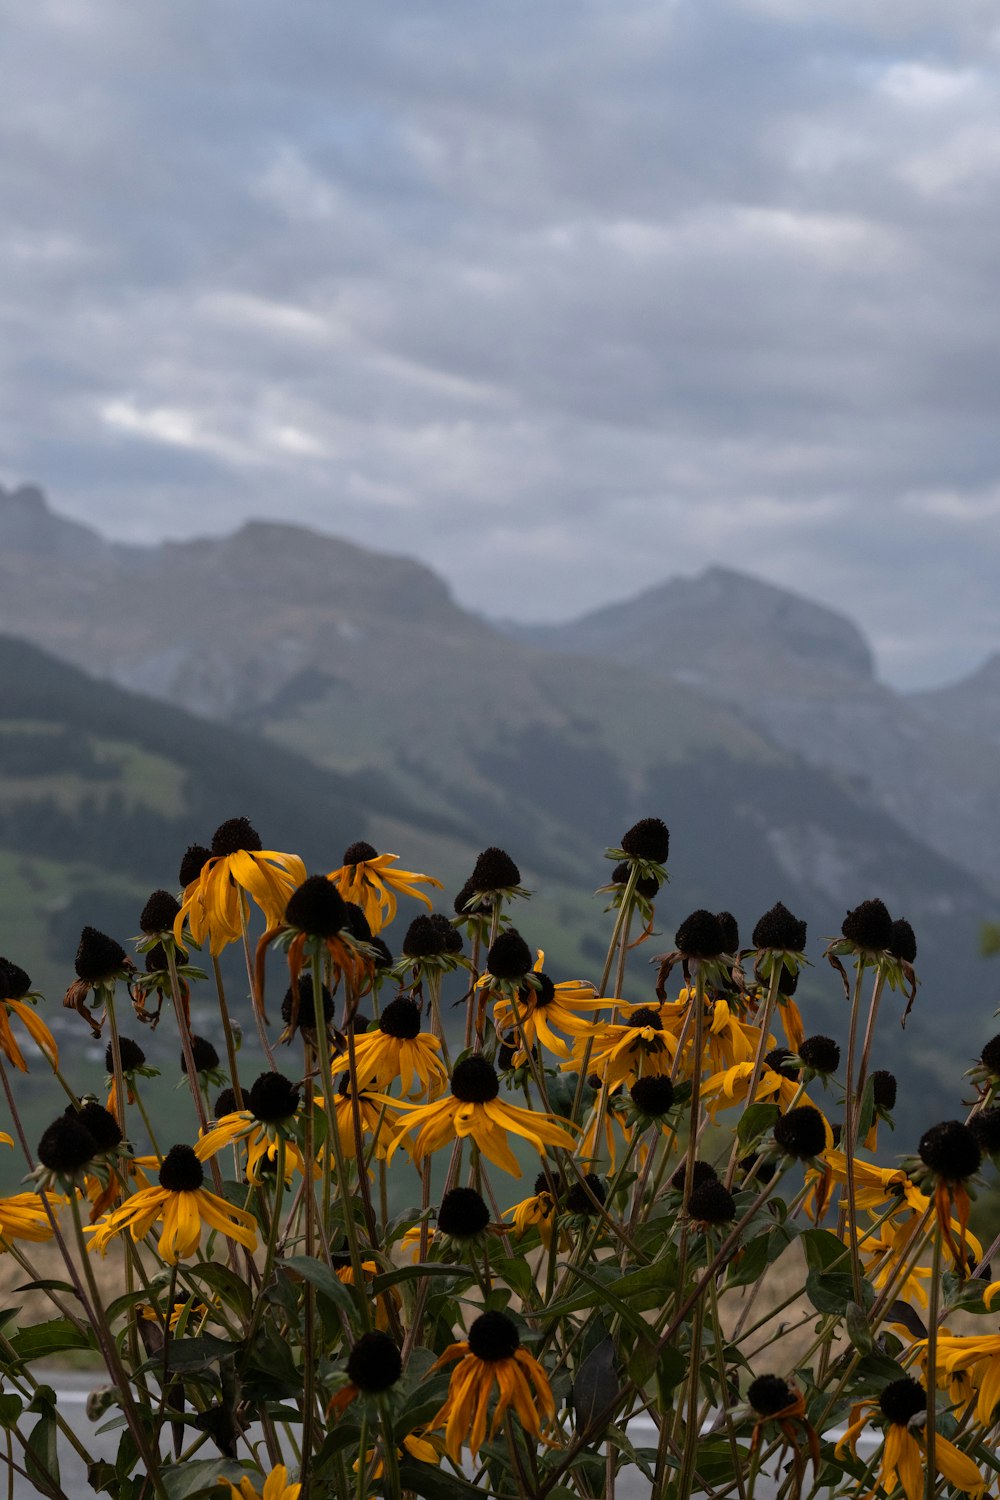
left=490, top=950, right=611, bottom=1062
left=328, top=842, right=442, bottom=934
left=561, top=1004, right=680, bottom=1089
left=0, top=1192, right=56, bottom=1247
left=220, top=1465, right=301, bottom=1500
left=384, top=1056, right=576, bottom=1178
left=802, top=1149, right=919, bottom=1223
left=354, top=1430, right=444, bottom=1478
left=90, top=1144, right=257, bottom=1264
left=919, top=1331, right=1000, bottom=1426
left=330, top=998, right=448, bottom=1100
left=195, top=1070, right=311, bottom=1184
left=430, top=1310, right=556, bottom=1461
left=701, top=1059, right=810, bottom=1122
left=0, top=957, right=58, bottom=1072
left=174, top=818, right=306, bottom=956
left=836, top=1379, right=985, bottom=1500
left=326, top=1074, right=406, bottom=1162
left=504, top=1174, right=564, bottom=1249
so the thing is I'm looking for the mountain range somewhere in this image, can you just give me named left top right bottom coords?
left=0, top=480, right=996, bottom=1142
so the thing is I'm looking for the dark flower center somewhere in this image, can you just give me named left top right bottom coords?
left=139, top=889, right=181, bottom=935
left=182, top=1037, right=220, bottom=1074
left=675, top=910, right=726, bottom=959
left=0, top=957, right=31, bottom=1000
left=69, top=1102, right=123, bottom=1152
left=453, top=879, right=480, bottom=916
left=716, top=912, right=740, bottom=952
left=178, top=844, right=212, bottom=887
left=798, top=1036, right=840, bottom=1075
left=748, top=1374, right=794, bottom=1417
left=107, top=1036, right=146, bottom=1073
left=344, top=902, right=372, bottom=942
left=765, top=1047, right=800, bottom=1081
left=346, top=1331, right=402, bottom=1392
left=918, top=1120, right=981, bottom=1182
left=280, top=982, right=334, bottom=1029
left=689, top=1179, right=737, bottom=1224
left=215, top=1088, right=238, bottom=1118
left=841, top=898, right=892, bottom=952
left=468, top=1310, right=520, bottom=1362
left=533, top=1169, right=555, bottom=1197
left=773, top=1106, right=827, bottom=1160
left=379, top=998, right=422, bottom=1040
left=487, top=929, right=533, bottom=981
left=451, top=1056, right=500, bottom=1104
left=565, top=1173, right=607, bottom=1216
left=38, top=1116, right=97, bottom=1173
left=752, top=903, right=807, bottom=952
left=619, top=817, right=670, bottom=864
left=980, top=1034, right=1000, bottom=1078
left=888, top=919, right=917, bottom=963
left=630, top=1075, right=675, bottom=1117
left=370, top=937, right=393, bottom=970
left=611, top=862, right=661, bottom=900
left=629, top=1007, right=662, bottom=1031
left=248, top=1071, right=300, bottom=1123
left=159, top=1144, right=205, bottom=1193
left=438, top=1187, right=490, bottom=1238
left=75, top=927, right=127, bottom=984
left=524, top=974, right=556, bottom=1009
left=402, top=916, right=446, bottom=959
left=871, top=1070, right=897, bottom=1111
left=671, top=1159, right=718, bottom=1193
left=285, top=876, right=349, bottom=938
left=429, top=912, right=463, bottom=954
left=471, top=847, right=521, bottom=892
left=211, top=818, right=263, bottom=856
left=879, top=1377, right=926, bottom=1426
left=342, top=841, right=378, bottom=865
left=971, top=1107, right=1000, bottom=1155
left=147, top=941, right=187, bottom=974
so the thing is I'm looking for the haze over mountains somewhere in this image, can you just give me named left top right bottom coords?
left=0, top=480, right=997, bottom=1127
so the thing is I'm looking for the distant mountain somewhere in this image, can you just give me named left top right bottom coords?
left=518, top=565, right=1000, bottom=893
left=0, top=483, right=996, bottom=1123
left=910, top=653, right=1000, bottom=746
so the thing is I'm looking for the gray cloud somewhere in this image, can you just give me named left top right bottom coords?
left=2, top=0, right=1000, bottom=687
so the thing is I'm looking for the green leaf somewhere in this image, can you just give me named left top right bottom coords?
left=161, top=1458, right=249, bottom=1500
left=372, top=1263, right=472, bottom=1294
left=725, top=1224, right=796, bottom=1289
left=11, top=1317, right=95, bottom=1362
left=189, top=1262, right=253, bottom=1320
left=655, top=1345, right=688, bottom=1402
left=165, top=1334, right=243, bottom=1372
left=25, top=1388, right=59, bottom=1498
left=491, top=1255, right=536, bottom=1303
left=737, top=1102, right=780, bottom=1148
left=805, top=1268, right=860, bottom=1315
left=801, top=1228, right=849, bottom=1273
left=0, top=1394, right=21, bottom=1428
left=281, top=1256, right=356, bottom=1314
left=397, top=1461, right=484, bottom=1500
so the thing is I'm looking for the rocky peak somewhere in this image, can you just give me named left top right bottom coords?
left=0, top=481, right=114, bottom=562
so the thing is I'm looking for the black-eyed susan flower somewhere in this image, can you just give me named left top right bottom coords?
left=330, top=997, right=447, bottom=1100
left=385, top=1055, right=576, bottom=1177
left=430, top=1310, right=555, bottom=1461
left=491, top=950, right=611, bottom=1064
left=0, top=958, right=58, bottom=1072
left=563, top=1005, right=680, bottom=1090
left=327, top=1072, right=405, bottom=1162
left=0, top=1192, right=56, bottom=1247
left=747, top=1375, right=820, bottom=1474
left=174, top=818, right=306, bottom=956
left=62, top=927, right=134, bottom=1039
left=104, top=1035, right=157, bottom=1119
left=437, top=1186, right=491, bottom=1242
left=920, top=1331, right=1000, bottom=1427
left=701, top=1056, right=806, bottom=1121
left=911, top=1119, right=982, bottom=1272
left=256, top=876, right=371, bottom=1026
left=34, top=1113, right=99, bottom=1190
left=836, top=1378, right=985, bottom=1500
left=504, top=1171, right=564, bottom=1249
left=219, top=1465, right=302, bottom=1500
left=328, top=842, right=442, bottom=935
left=195, top=1071, right=308, bottom=1183
left=328, top=1330, right=403, bottom=1416
left=865, top=1068, right=897, bottom=1150
left=90, top=1144, right=257, bottom=1263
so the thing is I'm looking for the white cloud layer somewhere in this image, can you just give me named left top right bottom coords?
left=1, top=0, right=1000, bottom=687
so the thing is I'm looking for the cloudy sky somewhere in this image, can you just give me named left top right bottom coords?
left=3, top=0, right=1000, bottom=688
